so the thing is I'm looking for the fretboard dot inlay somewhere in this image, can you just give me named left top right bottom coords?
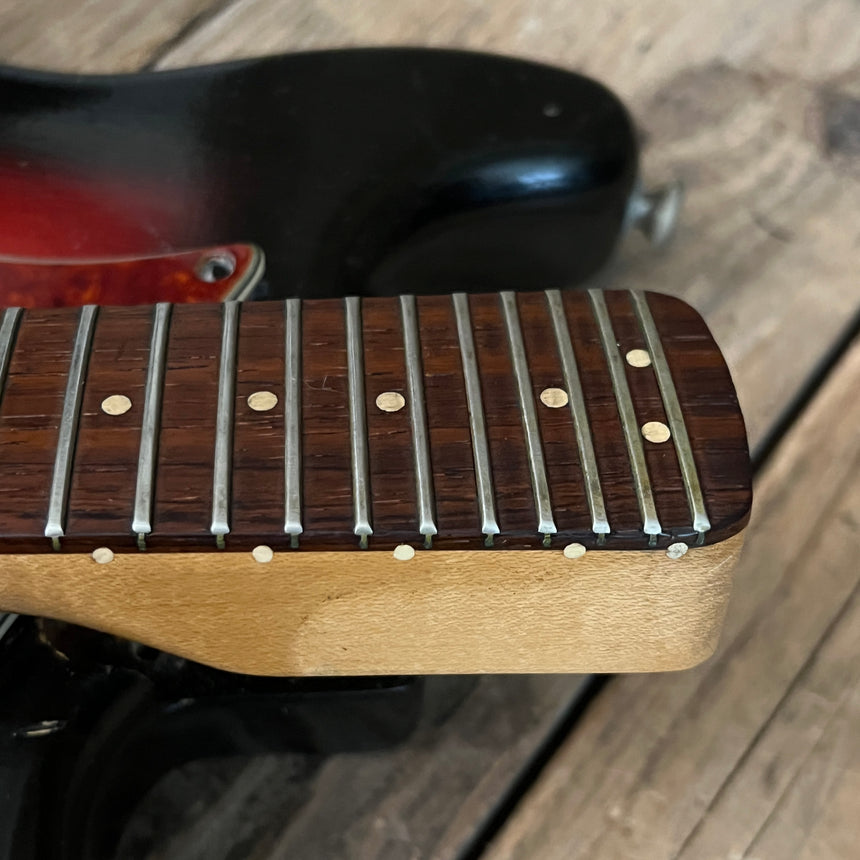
left=247, top=391, right=278, bottom=412
left=642, top=421, right=671, bottom=444
left=251, top=545, right=274, bottom=563
left=626, top=348, right=652, bottom=368
left=539, top=387, right=569, bottom=408
left=393, top=544, right=415, bottom=561
left=101, top=394, right=132, bottom=415
left=375, top=391, right=406, bottom=413
left=666, top=542, right=690, bottom=560
left=563, top=542, right=587, bottom=560
left=92, top=547, right=115, bottom=564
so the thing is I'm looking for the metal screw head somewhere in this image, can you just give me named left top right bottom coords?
left=195, top=251, right=237, bottom=282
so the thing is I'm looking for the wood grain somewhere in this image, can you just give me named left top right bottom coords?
left=0, top=0, right=224, bottom=72
left=0, top=533, right=743, bottom=676
left=0, top=291, right=750, bottom=551
left=482, top=335, right=860, bottom=860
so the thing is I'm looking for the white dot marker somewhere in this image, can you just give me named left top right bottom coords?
left=252, top=545, right=274, bottom=563
left=247, top=391, right=278, bottom=412
left=563, top=542, right=587, bottom=560
left=376, top=392, right=406, bottom=412
left=92, top=547, right=114, bottom=564
left=626, top=349, right=652, bottom=368
left=642, top=421, right=671, bottom=443
left=393, top=544, right=415, bottom=561
left=540, top=387, right=569, bottom=408
left=666, top=542, right=689, bottom=559
left=101, top=395, right=132, bottom=415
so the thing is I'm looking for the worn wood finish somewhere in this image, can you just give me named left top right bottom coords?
left=483, top=336, right=860, bottom=860
left=0, top=290, right=750, bottom=553
left=0, top=532, right=743, bottom=675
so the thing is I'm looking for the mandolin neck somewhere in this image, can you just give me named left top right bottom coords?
left=0, top=289, right=750, bottom=554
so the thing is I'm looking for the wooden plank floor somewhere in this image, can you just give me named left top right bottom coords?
left=1, top=2, right=858, bottom=858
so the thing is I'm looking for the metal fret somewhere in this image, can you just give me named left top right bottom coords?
left=284, top=299, right=303, bottom=546
left=132, top=303, right=172, bottom=549
left=210, top=301, right=240, bottom=548
left=0, top=308, right=22, bottom=401
left=588, top=290, right=661, bottom=540
left=45, top=305, right=98, bottom=549
left=345, top=296, right=372, bottom=547
left=499, top=291, right=556, bottom=541
left=629, top=291, right=710, bottom=538
left=545, top=290, right=610, bottom=538
left=400, top=295, right=437, bottom=547
left=452, top=293, right=499, bottom=545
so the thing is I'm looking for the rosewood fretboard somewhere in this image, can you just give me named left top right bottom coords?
left=0, top=290, right=751, bottom=553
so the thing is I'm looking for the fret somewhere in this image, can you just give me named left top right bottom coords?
left=0, top=308, right=22, bottom=400
left=0, top=291, right=749, bottom=553
left=452, top=293, right=499, bottom=544
left=45, top=305, right=98, bottom=549
left=132, top=303, right=172, bottom=549
left=629, top=291, right=710, bottom=539
left=400, top=295, right=437, bottom=546
left=588, top=290, right=661, bottom=541
left=283, top=298, right=302, bottom=545
left=545, top=290, right=610, bottom=538
left=499, top=291, right=556, bottom=541
left=210, top=301, right=240, bottom=548
left=345, top=296, right=373, bottom=547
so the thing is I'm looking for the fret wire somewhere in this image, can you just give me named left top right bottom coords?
left=0, top=308, right=22, bottom=401
left=545, top=290, right=610, bottom=536
left=210, top=301, right=240, bottom=547
left=45, top=305, right=98, bottom=547
left=399, top=295, right=437, bottom=545
left=588, top=290, right=661, bottom=537
left=132, top=303, right=172, bottom=546
left=629, top=291, right=711, bottom=536
left=284, top=298, right=303, bottom=543
left=499, top=291, right=556, bottom=538
left=345, top=296, right=372, bottom=546
left=452, top=293, right=499, bottom=543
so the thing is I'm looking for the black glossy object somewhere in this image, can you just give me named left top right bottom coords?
left=0, top=48, right=637, bottom=298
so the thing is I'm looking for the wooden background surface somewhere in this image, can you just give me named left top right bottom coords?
left=1, top=1, right=858, bottom=857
